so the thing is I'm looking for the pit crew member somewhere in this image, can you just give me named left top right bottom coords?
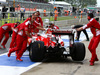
left=10, top=14, right=34, bottom=49
left=0, top=22, right=20, bottom=49
left=33, top=11, right=43, bottom=33
left=49, top=23, right=59, bottom=30
left=8, top=14, right=46, bottom=61
left=9, top=23, right=21, bottom=49
left=76, top=13, right=100, bottom=66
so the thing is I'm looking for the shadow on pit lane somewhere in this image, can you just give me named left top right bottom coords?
left=42, top=56, right=84, bottom=65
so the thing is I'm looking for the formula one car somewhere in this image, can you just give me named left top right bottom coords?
left=27, top=28, right=86, bottom=62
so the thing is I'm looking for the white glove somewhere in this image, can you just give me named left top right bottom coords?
left=71, top=25, right=75, bottom=29
left=72, top=29, right=76, bottom=33
left=32, top=37, right=37, bottom=43
left=44, top=28, right=48, bottom=31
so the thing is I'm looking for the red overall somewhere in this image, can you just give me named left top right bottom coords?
left=36, top=17, right=43, bottom=27
left=88, top=35, right=100, bottom=62
left=8, top=21, right=37, bottom=61
left=10, top=24, right=23, bottom=48
left=33, top=17, right=43, bottom=33
left=83, top=18, right=100, bottom=63
left=9, top=18, right=32, bottom=48
left=0, top=23, right=16, bottom=48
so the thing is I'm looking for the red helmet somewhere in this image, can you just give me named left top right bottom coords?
left=49, top=23, right=54, bottom=26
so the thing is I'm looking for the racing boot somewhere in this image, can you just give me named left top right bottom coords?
left=16, top=54, right=23, bottom=61
left=95, top=58, right=99, bottom=61
left=16, top=57, right=23, bottom=61
left=90, top=62, right=94, bottom=66
left=8, top=48, right=14, bottom=57
left=89, top=59, right=94, bottom=66
left=16, top=50, right=24, bottom=61
left=95, top=55, right=99, bottom=61
left=89, top=58, right=99, bottom=62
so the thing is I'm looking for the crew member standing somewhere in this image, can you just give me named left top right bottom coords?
left=54, top=9, right=58, bottom=21
left=43, top=9, right=46, bottom=17
left=76, top=13, right=100, bottom=66
left=20, top=6, right=25, bottom=20
left=2, top=6, right=8, bottom=19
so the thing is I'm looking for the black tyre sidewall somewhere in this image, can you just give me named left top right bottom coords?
left=71, top=42, right=86, bottom=61
left=29, top=41, right=45, bottom=62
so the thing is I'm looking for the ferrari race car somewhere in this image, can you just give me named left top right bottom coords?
left=27, top=28, right=86, bottom=62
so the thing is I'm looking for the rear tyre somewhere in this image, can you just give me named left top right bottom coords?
left=29, top=41, right=45, bottom=62
left=71, top=42, right=86, bottom=61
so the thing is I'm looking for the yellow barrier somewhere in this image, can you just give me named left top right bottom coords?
left=7, top=13, right=10, bottom=23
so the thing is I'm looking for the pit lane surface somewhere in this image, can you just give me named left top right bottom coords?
left=22, top=41, right=100, bottom=75
left=1, top=28, right=100, bottom=75
left=0, top=38, right=41, bottom=75
left=21, top=29, right=100, bottom=75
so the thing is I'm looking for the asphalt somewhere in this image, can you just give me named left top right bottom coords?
left=1, top=33, right=100, bottom=75
left=21, top=38, right=100, bottom=75
left=1, top=23, right=100, bottom=75
left=0, top=37, right=11, bottom=54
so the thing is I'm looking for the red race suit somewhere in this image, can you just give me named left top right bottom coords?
left=8, top=20, right=37, bottom=61
left=0, top=23, right=17, bottom=48
left=33, top=17, right=43, bottom=33
left=10, top=24, right=23, bottom=48
left=82, top=18, right=100, bottom=63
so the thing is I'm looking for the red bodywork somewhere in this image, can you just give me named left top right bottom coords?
left=28, top=29, right=64, bottom=48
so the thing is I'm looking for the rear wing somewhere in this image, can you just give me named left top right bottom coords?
left=52, top=29, right=76, bottom=47
left=52, top=29, right=75, bottom=35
